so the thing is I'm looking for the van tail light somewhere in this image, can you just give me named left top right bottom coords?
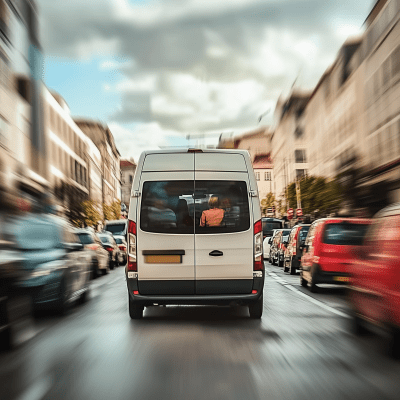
left=254, top=220, right=263, bottom=271
left=128, top=220, right=137, bottom=272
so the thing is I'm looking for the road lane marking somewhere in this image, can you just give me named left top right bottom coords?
left=17, top=376, right=51, bottom=400
left=267, top=271, right=350, bottom=318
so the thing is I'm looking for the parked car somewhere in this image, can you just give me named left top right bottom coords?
left=283, top=224, right=310, bottom=275
left=104, top=220, right=128, bottom=240
left=269, top=229, right=291, bottom=266
left=263, top=229, right=280, bottom=260
left=0, top=215, right=31, bottom=350
left=126, top=149, right=264, bottom=319
left=114, top=236, right=127, bottom=264
left=348, top=204, right=400, bottom=357
left=6, top=213, right=91, bottom=314
left=76, top=229, right=109, bottom=278
left=98, top=233, right=120, bottom=270
left=262, top=218, right=285, bottom=240
left=300, top=218, right=371, bottom=292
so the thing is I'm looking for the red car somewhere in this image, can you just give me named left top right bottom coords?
left=300, top=218, right=371, bottom=292
left=348, top=204, right=400, bottom=357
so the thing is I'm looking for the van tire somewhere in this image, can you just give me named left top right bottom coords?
left=352, top=313, right=368, bottom=336
left=249, top=295, right=263, bottom=319
left=129, top=297, right=143, bottom=319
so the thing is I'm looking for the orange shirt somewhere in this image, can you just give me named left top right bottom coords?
left=200, top=208, right=225, bottom=227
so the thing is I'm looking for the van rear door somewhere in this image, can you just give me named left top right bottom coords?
left=194, top=153, right=253, bottom=295
left=136, top=153, right=195, bottom=295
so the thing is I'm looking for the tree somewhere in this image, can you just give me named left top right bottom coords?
left=103, top=203, right=113, bottom=221
left=111, top=200, right=121, bottom=220
left=82, top=200, right=102, bottom=228
left=285, top=175, right=342, bottom=217
left=261, top=193, right=275, bottom=215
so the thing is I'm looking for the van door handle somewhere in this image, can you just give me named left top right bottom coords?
left=209, top=250, right=223, bottom=257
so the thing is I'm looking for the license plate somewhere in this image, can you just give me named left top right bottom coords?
left=334, top=276, right=349, bottom=282
left=144, top=255, right=182, bottom=264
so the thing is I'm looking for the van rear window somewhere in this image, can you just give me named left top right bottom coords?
left=140, top=180, right=250, bottom=234
left=323, top=223, right=369, bottom=246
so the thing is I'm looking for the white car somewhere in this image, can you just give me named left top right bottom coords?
left=263, top=229, right=280, bottom=261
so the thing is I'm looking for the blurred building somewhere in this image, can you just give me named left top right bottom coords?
left=218, top=127, right=275, bottom=201
left=44, top=88, right=90, bottom=215
left=120, top=159, right=136, bottom=213
left=75, top=119, right=121, bottom=206
left=272, top=0, right=400, bottom=215
left=272, top=90, right=311, bottom=201
left=0, top=0, right=48, bottom=201
left=360, top=0, right=400, bottom=208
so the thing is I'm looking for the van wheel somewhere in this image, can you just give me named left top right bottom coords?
left=249, top=295, right=263, bottom=319
left=289, top=260, right=297, bottom=275
left=129, top=296, right=143, bottom=319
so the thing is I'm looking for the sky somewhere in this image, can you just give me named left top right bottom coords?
left=38, top=0, right=373, bottom=160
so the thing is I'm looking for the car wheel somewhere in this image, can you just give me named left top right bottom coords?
left=390, top=327, right=400, bottom=359
left=109, top=259, right=115, bottom=270
left=268, top=253, right=272, bottom=264
left=56, top=280, right=69, bottom=315
left=129, top=296, right=143, bottom=319
left=278, top=256, right=283, bottom=268
left=310, top=272, right=318, bottom=293
left=352, top=313, right=368, bottom=336
left=283, top=259, right=288, bottom=273
left=79, top=286, right=90, bottom=305
left=249, top=295, right=263, bottom=319
left=91, top=259, right=99, bottom=280
left=271, top=254, right=276, bottom=266
left=300, top=273, right=308, bottom=288
left=289, top=259, right=297, bottom=275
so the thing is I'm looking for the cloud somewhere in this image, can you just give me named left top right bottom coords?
left=38, top=0, right=371, bottom=152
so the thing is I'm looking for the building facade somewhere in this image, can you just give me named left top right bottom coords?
left=120, top=159, right=136, bottom=213
left=272, top=90, right=311, bottom=201
left=253, top=154, right=274, bottom=201
left=75, top=119, right=121, bottom=206
left=0, top=0, right=47, bottom=202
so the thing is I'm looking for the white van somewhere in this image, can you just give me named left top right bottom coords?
left=126, top=149, right=264, bottom=319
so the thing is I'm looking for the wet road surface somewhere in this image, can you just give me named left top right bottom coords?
left=1, top=263, right=400, bottom=400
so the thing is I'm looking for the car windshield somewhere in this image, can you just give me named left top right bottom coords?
left=323, top=223, right=369, bottom=246
left=77, top=233, right=93, bottom=245
left=282, top=235, right=289, bottom=242
left=105, top=223, right=126, bottom=235
left=299, top=227, right=310, bottom=242
left=262, top=220, right=283, bottom=236
left=115, top=238, right=124, bottom=244
left=99, top=236, right=111, bottom=244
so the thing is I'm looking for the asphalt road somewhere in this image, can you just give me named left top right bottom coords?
left=1, top=262, right=400, bottom=400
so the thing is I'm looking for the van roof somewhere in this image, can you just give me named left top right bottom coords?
left=313, top=217, right=371, bottom=224
left=140, top=149, right=250, bottom=156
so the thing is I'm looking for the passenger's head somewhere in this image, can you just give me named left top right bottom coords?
left=208, top=196, right=219, bottom=209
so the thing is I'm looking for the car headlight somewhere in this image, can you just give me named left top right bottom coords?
left=30, top=260, right=64, bottom=278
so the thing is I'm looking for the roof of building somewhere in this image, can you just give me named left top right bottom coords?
left=120, top=159, right=136, bottom=168
left=252, top=154, right=273, bottom=169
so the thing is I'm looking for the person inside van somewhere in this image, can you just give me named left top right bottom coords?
left=200, top=196, right=225, bottom=227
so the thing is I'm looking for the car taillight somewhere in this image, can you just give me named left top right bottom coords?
left=119, top=245, right=127, bottom=252
left=254, top=220, right=263, bottom=271
left=105, top=245, right=113, bottom=252
left=128, top=220, right=137, bottom=272
left=88, top=244, right=98, bottom=251
left=312, top=255, right=320, bottom=264
left=292, top=238, right=297, bottom=255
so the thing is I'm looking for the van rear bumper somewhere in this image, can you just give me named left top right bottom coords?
left=313, top=265, right=350, bottom=285
left=127, top=277, right=264, bottom=306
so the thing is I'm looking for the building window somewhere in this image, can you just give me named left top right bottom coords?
left=296, top=169, right=306, bottom=179
left=0, top=114, right=9, bottom=147
left=264, top=171, right=271, bottom=181
left=129, top=175, right=133, bottom=183
left=256, top=172, right=260, bottom=181
left=294, top=149, right=307, bottom=163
